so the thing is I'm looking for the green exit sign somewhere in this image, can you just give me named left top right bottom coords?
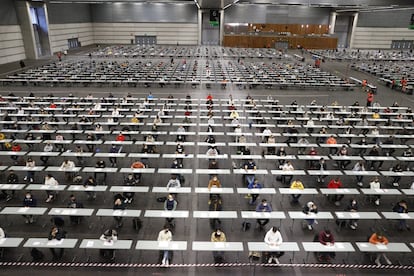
left=210, top=21, right=219, bottom=27
left=410, top=25, right=414, bottom=29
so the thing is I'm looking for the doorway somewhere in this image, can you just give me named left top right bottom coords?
left=29, top=5, right=51, bottom=57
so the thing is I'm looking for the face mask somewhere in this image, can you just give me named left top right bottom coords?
left=26, top=195, right=31, bottom=199
left=263, top=203, right=267, bottom=206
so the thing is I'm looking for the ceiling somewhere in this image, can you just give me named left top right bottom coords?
left=46, top=0, right=414, bottom=11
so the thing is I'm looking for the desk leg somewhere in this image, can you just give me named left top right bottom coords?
left=290, top=219, right=295, bottom=232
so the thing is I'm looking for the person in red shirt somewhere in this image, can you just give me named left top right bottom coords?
left=206, top=93, right=213, bottom=104
left=116, top=132, right=125, bottom=142
left=327, top=177, right=344, bottom=206
left=307, top=147, right=318, bottom=169
left=366, top=91, right=374, bottom=107
left=11, top=142, right=21, bottom=164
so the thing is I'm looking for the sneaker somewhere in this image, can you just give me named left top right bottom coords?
left=393, top=183, right=399, bottom=187
left=25, top=219, right=29, bottom=224
left=24, top=176, right=28, bottom=181
left=375, top=259, right=381, bottom=267
left=29, top=217, right=34, bottom=223
left=274, top=258, right=280, bottom=264
left=350, top=224, right=356, bottom=230
left=357, top=182, right=363, bottom=187
left=128, top=198, right=133, bottom=203
left=385, top=258, right=392, bottom=265
left=268, top=257, right=273, bottom=264
left=30, top=178, right=34, bottom=183
left=314, top=220, right=318, bottom=225
left=124, top=198, right=129, bottom=204
left=307, top=224, right=313, bottom=230
left=317, top=178, right=321, bottom=183
left=334, top=201, right=340, bottom=206
left=6, top=195, right=12, bottom=202
left=375, top=199, right=380, bottom=206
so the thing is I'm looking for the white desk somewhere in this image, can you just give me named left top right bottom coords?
left=279, top=188, right=318, bottom=195
left=162, top=154, right=194, bottom=159
left=0, top=184, right=26, bottom=190
left=48, top=208, right=95, bottom=216
left=247, top=242, right=300, bottom=252
left=335, top=211, right=381, bottom=220
left=9, top=166, right=44, bottom=172
left=380, top=171, right=414, bottom=177
left=302, top=242, right=355, bottom=262
left=192, top=241, right=243, bottom=252
left=82, top=167, right=118, bottom=173
left=195, top=169, right=231, bottom=175
left=128, top=153, right=160, bottom=159
left=401, top=189, right=414, bottom=196
left=94, top=153, right=127, bottom=158
left=96, top=209, right=141, bottom=217
left=197, top=154, right=229, bottom=159
left=0, top=207, right=47, bottom=216
left=152, top=187, right=191, bottom=194
left=26, top=184, right=66, bottom=191
left=360, top=188, right=401, bottom=196
left=356, top=242, right=411, bottom=253
left=61, top=152, right=93, bottom=158
left=307, top=170, right=343, bottom=176
left=241, top=211, right=286, bottom=221
left=344, top=171, right=380, bottom=176
left=0, top=238, right=24, bottom=248
left=144, top=210, right=189, bottom=218
left=23, top=238, right=78, bottom=248
left=193, top=211, right=238, bottom=219
left=319, top=188, right=360, bottom=195
left=381, top=212, right=414, bottom=220
left=195, top=187, right=234, bottom=194
left=68, top=185, right=108, bottom=192
left=28, top=152, right=60, bottom=157
left=45, top=166, right=81, bottom=173
left=271, top=170, right=306, bottom=176
left=136, top=240, right=187, bottom=251
left=109, top=186, right=150, bottom=193
left=157, top=168, right=193, bottom=174
left=79, top=239, right=133, bottom=250
left=233, top=169, right=268, bottom=175
left=264, top=155, right=296, bottom=160
left=237, top=188, right=276, bottom=195
left=230, top=155, right=263, bottom=160
left=288, top=211, right=333, bottom=230
left=119, top=168, right=156, bottom=174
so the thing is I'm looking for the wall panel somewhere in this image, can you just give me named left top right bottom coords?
left=0, top=25, right=26, bottom=64
left=49, top=23, right=94, bottom=53
left=352, top=27, right=414, bottom=49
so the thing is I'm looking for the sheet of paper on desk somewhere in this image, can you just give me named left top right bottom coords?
left=122, top=187, right=131, bottom=191
left=18, top=208, right=28, bottom=213
left=376, top=244, right=387, bottom=250
left=375, top=189, right=383, bottom=193
left=336, top=212, right=344, bottom=218
left=343, top=189, right=349, bottom=193
left=214, top=243, right=225, bottom=249
left=86, top=241, right=94, bottom=247
left=113, top=210, right=123, bottom=216
left=0, top=239, right=5, bottom=245
left=103, top=241, right=113, bottom=246
left=33, top=242, right=41, bottom=246
left=350, top=213, right=360, bottom=218
left=400, top=213, right=410, bottom=219
left=158, top=241, right=169, bottom=248
left=2, top=184, right=10, bottom=189
left=336, top=243, right=344, bottom=249
left=48, top=240, right=63, bottom=246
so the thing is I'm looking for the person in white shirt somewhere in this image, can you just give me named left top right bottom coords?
left=206, top=146, right=219, bottom=156
left=352, top=161, right=366, bottom=187
left=99, top=229, right=118, bottom=260
left=207, top=116, right=215, bottom=125
left=280, top=161, right=294, bottom=185
left=157, top=225, right=173, bottom=265
left=0, top=226, right=5, bottom=238
left=44, top=174, right=59, bottom=203
left=166, top=175, right=181, bottom=189
left=40, top=142, right=54, bottom=165
left=60, top=159, right=76, bottom=182
left=262, top=127, right=272, bottom=142
left=369, top=177, right=381, bottom=206
left=264, top=226, right=284, bottom=264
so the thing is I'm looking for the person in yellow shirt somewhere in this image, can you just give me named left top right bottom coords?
left=290, top=179, right=304, bottom=204
left=211, top=229, right=226, bottom=263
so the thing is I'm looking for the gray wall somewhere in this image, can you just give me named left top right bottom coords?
left=91, top=3, right=197, bottom=23
left=0, top=0, right=19, bottom=25
left=224, top=5, right=331, bottom=24
left=358, top=9, right=414, bottom=28
left=335, top=15, right=352, bottom=48
left=47, top=3, right=92, bottom=24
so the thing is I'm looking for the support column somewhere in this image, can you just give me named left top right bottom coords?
left=198, top=9, right=202, bottom=45
left=329, top=11, right=337, bottom=35
left=219, top=10, right=224, bottom=45
left=15, top=1, right=37, bottom=59
left=349, top=12, right=359, bottom=49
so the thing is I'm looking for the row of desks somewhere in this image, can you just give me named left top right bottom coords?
left=1, top=165, right=414, bottom=178
left=1, top=183, right=414, bottom=197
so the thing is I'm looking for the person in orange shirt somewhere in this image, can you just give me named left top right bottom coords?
left=116, top=132, right=125, bottom=142
left=326, top=135, right=337, bottom=155
left=130, top=159, right=146, bottom=183
left=369, top=232, right=392, bottom=266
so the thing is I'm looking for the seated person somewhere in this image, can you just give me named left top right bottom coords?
left=208, top=194, right=223, bottom=229
left=130, top=159, right=146, bottom=182
left=22, top=192, right=37, bottom=224
left=327, top=177, right=344, bottom=206
left=255, top=199, right=272, bottom=230
left=211, top=229, right=226, bottom=263
left=290, top=179, right=304, bottom=204
left=123, top=174, right=138, bottom=204
left=164, top=194, right=178, bottom=227
left=248, top=179, right=262, bottom=206
left=206, top=146, right=219, bottom=157
left=303, top=201, right=318, bottom=230
left=83, top=176, right=97, bottom=201
left=317, top=229, right=335, bottom=262
left=67, top=194, right=83, bottom=225
left=2, top=170, right=18, bottom=201
left=369, top=177, right=381, bottom=206
left=369, top=232, right=392, bottom=266
left=244, top=159, right=257, bottom=186
left=113, top=194, right=125, bottom=228
left=263, top=226, right=284, bottom=264
left=95, top=160, right=107, bottom=185
left=279, top=161, right=294, bottom=185
left=99, top=229, right=118, bottom=261
left=345, top=199, right=359, bottom=230
left=48, top=225, right=67, bottom=261
left=393, top=200, right=410, bottom=231
left=157, top=225, right=173, bottom=266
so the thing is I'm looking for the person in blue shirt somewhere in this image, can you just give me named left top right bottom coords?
left=248, top=179, right=262, bottom=205
left=256, top=199, right=272, bottom=230
left=147, top=92, right=154, bottom=102
left=22, top=192, right=37, bottom=224
left=244, top=159, right=257, bottom=186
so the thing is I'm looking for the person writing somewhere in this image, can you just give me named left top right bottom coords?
left=99, top=229, right=118, bottom=261
left=256, top=199, right=272, bottom=230
left=369, top=232, right=392, bottom=266
left=317, top=229, right=335, bottom=262
left=157, top=225, right=173, bottom=266
left=264, top=226, right=284, bottom=264
left=211, top=229, right=226, bottom=263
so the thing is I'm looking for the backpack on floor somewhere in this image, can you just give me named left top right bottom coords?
left=31, top=248, right=44, bottom=262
